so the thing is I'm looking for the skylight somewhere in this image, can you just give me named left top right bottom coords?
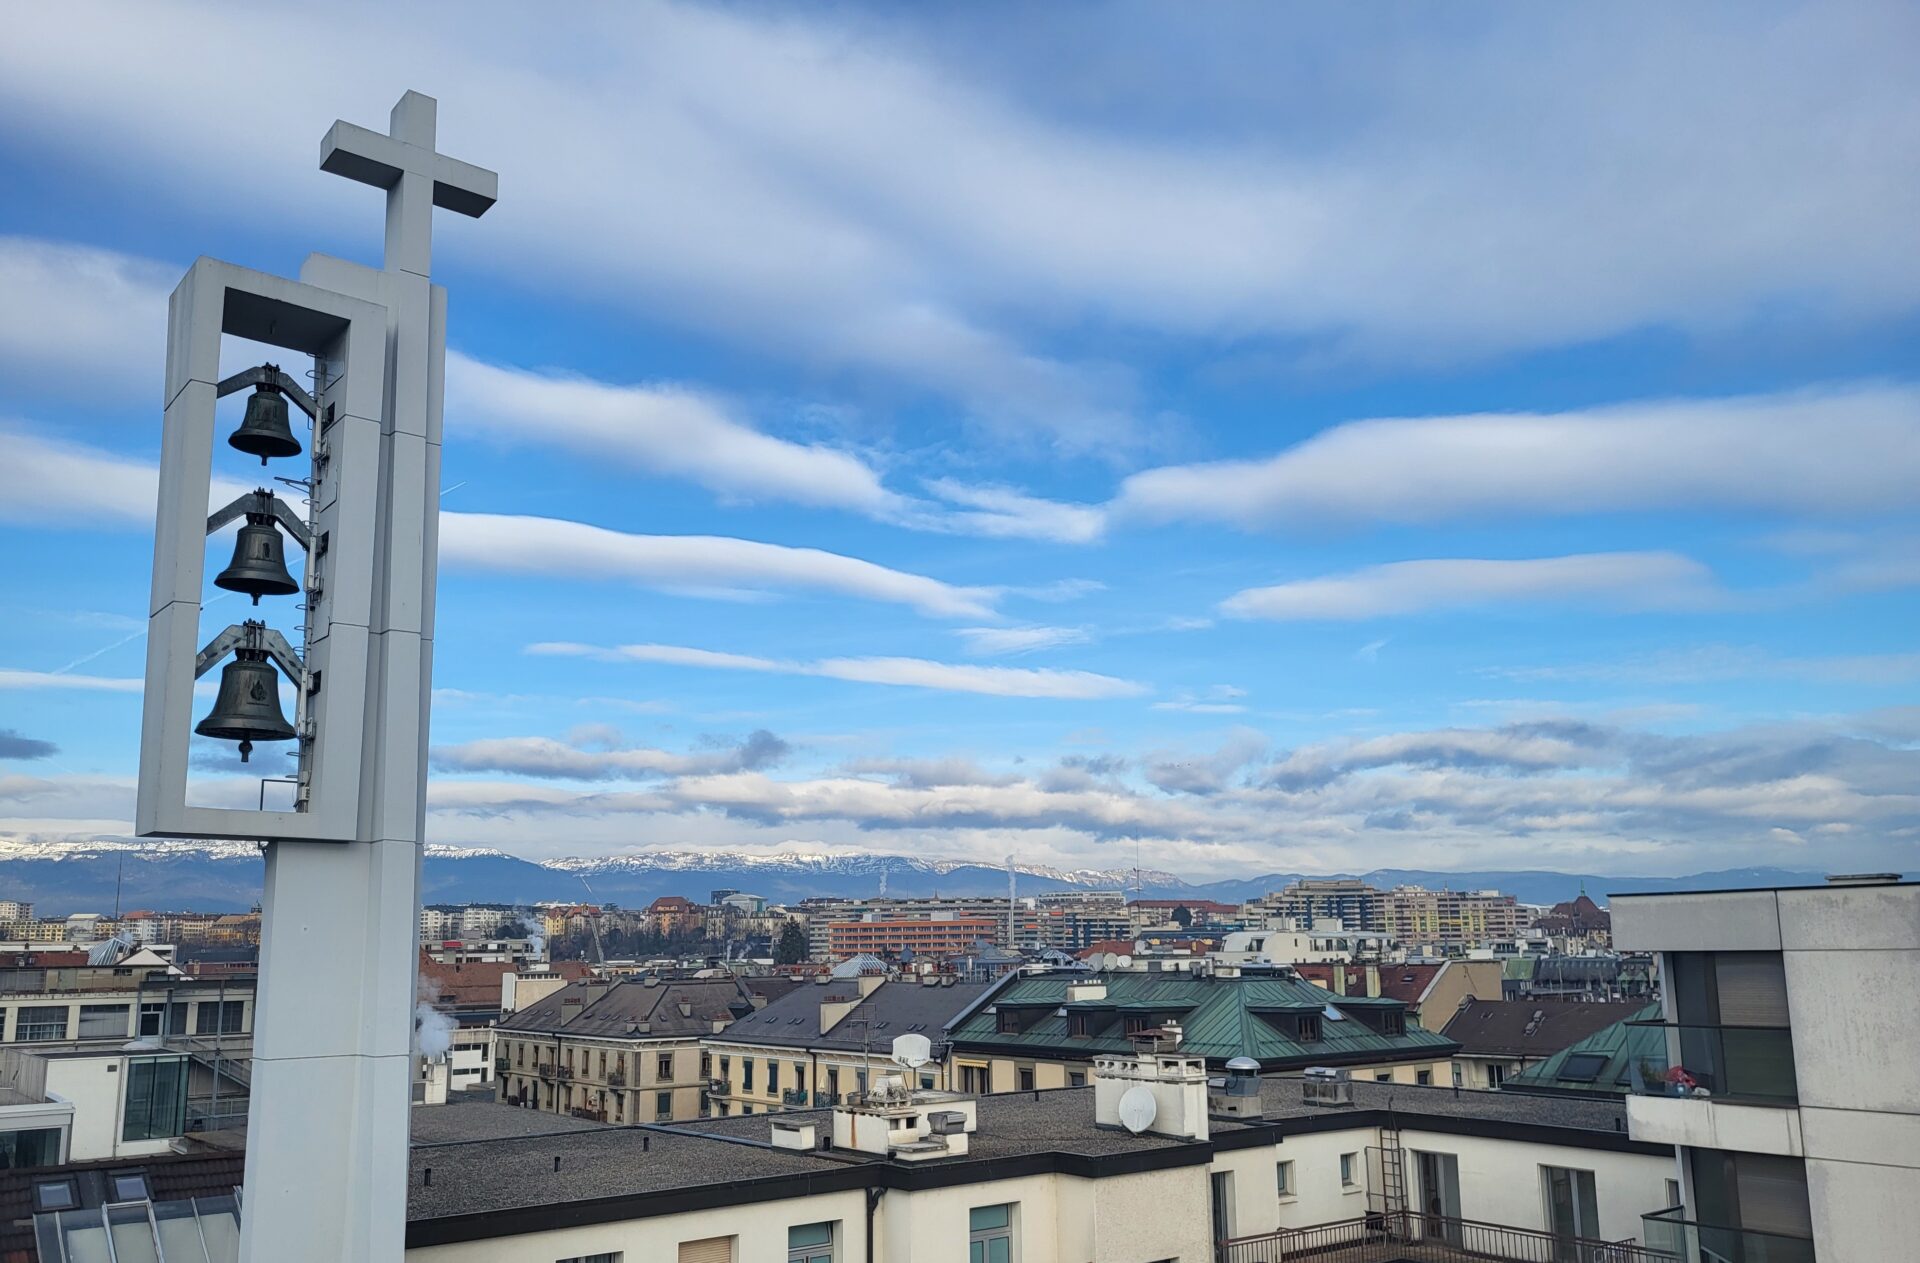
left=1322, top=1004, right=1346, bottom=1021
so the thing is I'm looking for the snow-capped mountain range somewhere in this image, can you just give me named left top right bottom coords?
left=0, top=835, right=1856, bottom=917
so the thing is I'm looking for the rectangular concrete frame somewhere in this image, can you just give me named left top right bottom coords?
left=137, top=256, right=389, bottom=843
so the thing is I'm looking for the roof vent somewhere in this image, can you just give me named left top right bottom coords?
left=1301, top=1066, right=1353, bottom=1108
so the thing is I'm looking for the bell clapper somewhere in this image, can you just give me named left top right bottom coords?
left=238, top=739, right=253, bottom=764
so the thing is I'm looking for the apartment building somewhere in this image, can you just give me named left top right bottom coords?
left=1381, top=886, right=1523, bottom=952
left=703, top=975, right=989, bottom=1116
left=1613, top=875, right=1920, bottom=1261
left=801, top=897, right=1044, bottom=957
left=947, top=964, right=1458, bottom=1094
left=825, top=915, right=1002, bottom=960
left=1036, top=903, right=1134, bottom=951
left=494, top=974, right=771, bottom=1122
left=1247, top=878, right=1386, bottom=931
left=0, top=949, right=253, bottom=1047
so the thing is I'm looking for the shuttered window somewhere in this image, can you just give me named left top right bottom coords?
left=678, top=1237, right=734, bottom=1263
left=1713, top=953, right=1789, bottom=1027
left=1735, top=1154, right=1813, bottom=1238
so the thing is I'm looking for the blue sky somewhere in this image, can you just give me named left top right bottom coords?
left=0, top=1, right=1915, bottom=879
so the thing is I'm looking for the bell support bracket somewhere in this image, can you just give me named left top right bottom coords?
left=206, top=489, right=312, bottom=551
left=194, top=622, right=306, bottom=685
left=214, top=363, right=319, bottom=420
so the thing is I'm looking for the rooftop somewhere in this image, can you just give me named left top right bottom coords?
left=1442, top=999, right=1650, bottom=1058
left=713, top=976, right=990, bottom=1052
left=948, top=968, right=1457, bottom=1068
left=495, top=974, right=755, bottom=1039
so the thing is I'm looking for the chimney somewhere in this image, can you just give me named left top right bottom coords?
left=1066, top=979, right=1107, bottom=1004
left=560, top=997, right=584, bottom=1023
left=1208, top=1056, right=1263, bottom=1120
left=1092, top=1025, right=1209, bottom=1142
left=677, top=1001, right=693, bottom=1018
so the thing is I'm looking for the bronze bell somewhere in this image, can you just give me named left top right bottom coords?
left=195, top=650, right=296, bottom=762
left=229, top=383, right=302, bottom=465
left=215, top=513, right=299, bottom=604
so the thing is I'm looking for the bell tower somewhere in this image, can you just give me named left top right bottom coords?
left=136, top=91, right=495, bottom=1262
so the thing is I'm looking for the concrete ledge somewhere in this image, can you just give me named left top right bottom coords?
left=1627, top=1093, right=1801, bottom=1156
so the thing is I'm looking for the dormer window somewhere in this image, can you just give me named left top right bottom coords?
left=1067, top=1013, right=1091, bottom=1037
left=996, top=1009, right=1021, bottom=1034
left=1296, top=1014, right=1322, bottom=1043
left=1382, top=1011, right=1405, bottom=1037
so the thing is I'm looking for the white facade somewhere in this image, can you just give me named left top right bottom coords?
left=1614, top=879, right=1920, bottom=1262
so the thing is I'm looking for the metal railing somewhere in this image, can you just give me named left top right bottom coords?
left=1642, top=1207, right=1815, bottom=1263
left=1625, top=1022, right=1798, bottom=1105
left=1219, top=1210, right=1675, bottom=1263
left=607, top=1068, right=627, bottom=1086
left=782, top=1088, right=810, bottom=1106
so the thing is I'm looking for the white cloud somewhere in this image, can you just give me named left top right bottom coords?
left=1223, top=552, right=1716, bottom=621
left=447, top=353, right=902, bottom=515
left=1118, top=386, right=1920, bottom=530
left=442, top=512, right=995, bottom=619
left=530, top=641, right=1149, bottom=700
left=0, top=430, right=996, bottom=619
left=431, top=729, right=788, bottom=780
left=0, top=237, right=169, bottom=395
left=7, top=6, right=1915, bottom=430
left=918, top=480, right=1107, bottom=543
left=0, top=669, right=144, bottom=693
left=953, top=625, right=1091, bottom=656
left=1487, top=645, right=1920, bottom=686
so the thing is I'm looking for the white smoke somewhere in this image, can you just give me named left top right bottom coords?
left=414, top=976, right=456, bottom=1060
left=511, top=908, right=547, bottom=958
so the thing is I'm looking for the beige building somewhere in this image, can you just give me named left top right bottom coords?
left=494, top=974, right=780, bottom=1122
left=1382, top=886, right=1523, bottom=951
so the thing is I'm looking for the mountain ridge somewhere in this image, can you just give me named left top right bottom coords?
left=0, top=837, right=1868, bottom=916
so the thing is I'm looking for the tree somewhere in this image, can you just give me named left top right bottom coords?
left=774, top=919, right=808, bottom=965
left=1171, top=905, right=1193, bottom=928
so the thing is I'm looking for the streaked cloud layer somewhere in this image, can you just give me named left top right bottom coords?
left=0, top=2, right=1915, bottom=878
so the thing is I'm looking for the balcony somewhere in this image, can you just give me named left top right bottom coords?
left=536, top=1062, right=557, bottom=1079
left=1220, top=1211, right=1676, bottom=1263
left=607, top=1068, right=627, bottom=1087
left=1627, top=1023, right=1798, bottom=1105
left=781, top=1088, right=810, bottom=1106
left=1643, top=1207, right=1815, bottom=1263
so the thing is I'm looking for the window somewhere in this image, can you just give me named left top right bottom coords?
left=557, top=1254, right=621, bottom=1263
left=1560, top=1053, right=1608, bottom=1083
left=1017, top=1067, right=1034, bottom=1091
left=968, top=1204, right=1014, bottom=1263
left=0, top=1128, right=62, bottom=1169
left=656, top=1091, right=672, bottom=1120
left=677, top=1240, right=734, bottom=1263
left=196, top=1000, right=245, bottom=1035
left=658, top=1053, right=675, bottom=1081
left=1487, top=1063, right=1507, bottom=1089
left=1382, top=1010, right=1405, bottom=1037
left=743, top=1059, right=755, bottom=1091
left=138, top=1003, right=165, bottom=1038
left=109, top=1172, right=150, bottom=1202
left=1416, top=1070, right=1432, bottom=1086
left=1068, top=1071, right=1086, bottom=1088
left=1276, top=1160, right=1294, bottom=1198
left=1210, top=1171, right=1235, bottom=1242
left=788, top=1221, right=835, bottom=1263
left=1374, top=1071, right=1392, bottom=1082
left=32, top=1179, right=77, bottom=1212
left=996, top=1009, right=1021, bottom=1034
left=79, top=1004, right=130, bottom=1040
left=123, top=1056, right=189, bottom=1142
left=1295, top=1014, right=1322, bottom=1043
left=15, top=1006, right=67, bottom=1041
left=768, top=1060, right=780, bottom=1094
left=1340, top=1152, right=1358, bottom=1187
left=1542, top=1166, right=1601, bottom=1242
left=960, top=1064, right=988, bottom=1094
left=166, top=1001, right=188, bottom=1036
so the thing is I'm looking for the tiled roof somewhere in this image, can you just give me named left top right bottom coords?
left=1292, top=962, right=1444, bottom=1006
left=949, top=970, right=1456, bottom=1068
left=418, top=954, right=588, bottom=1011
left=712, top=977, right=991, bottom=1052
left=1442, top=999, right=1649, bottom=1058
left=1504, top=1003, right=1665, bottom=1098
left=495, top=975, right=752, bottom=1039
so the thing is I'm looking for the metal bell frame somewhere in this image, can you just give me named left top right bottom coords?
left=190, top=619, right=306, bottom=763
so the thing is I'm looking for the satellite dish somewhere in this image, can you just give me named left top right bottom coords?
left=1115, top=954, right=1134, bottom=970
left=891, top=1032, right=933, bottom=1071
left=1117, top=1085, right=1158, bottom=1135
left=1100, top=952, right=1119, bottom=970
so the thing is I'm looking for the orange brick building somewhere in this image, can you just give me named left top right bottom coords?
left=825, top=916, right=1000, bottom=958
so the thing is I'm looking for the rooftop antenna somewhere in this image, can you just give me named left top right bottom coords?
left=573, top=874, right=606, bottom=965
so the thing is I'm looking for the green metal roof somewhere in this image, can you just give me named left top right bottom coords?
left=1504, top=1003, right=1665, bottom=1098
left=1502, top=957, right=1538, bottom=981
left=949, top=970, right=1457, bottom=1069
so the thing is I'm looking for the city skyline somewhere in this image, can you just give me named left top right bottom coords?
left=3, top=1, right=1918, bottom=880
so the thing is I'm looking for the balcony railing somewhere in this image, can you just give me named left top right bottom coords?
left=1219, top=1210, right=1675, bottom=1263
left=1642, top=1207, right=1815, bottom=1263
left=781, top=1088, right=810, bottom=1106
left=1626, top=1022, right=1798, bottom=1105
left=607, top=1069, right=627, bottom=1086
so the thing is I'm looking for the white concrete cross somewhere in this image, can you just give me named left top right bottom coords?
left=320, top=90, right=497, bottom=277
